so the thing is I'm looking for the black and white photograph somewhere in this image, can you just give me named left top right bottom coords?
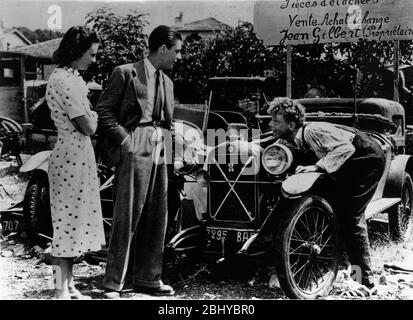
left=1, top=0, right=413, bottom=307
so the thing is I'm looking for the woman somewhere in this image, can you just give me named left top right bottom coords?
left=46, top=26, right=105, bottom=299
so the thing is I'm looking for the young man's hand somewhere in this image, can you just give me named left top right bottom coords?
left=295, top=165, right=321, bottom=174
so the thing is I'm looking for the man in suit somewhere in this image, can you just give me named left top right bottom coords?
left=96, top=25, right=182, bottom=298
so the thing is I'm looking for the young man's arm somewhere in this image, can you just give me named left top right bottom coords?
left=95, top=66, right=129, bottom=146
left=296, top=124, right=356, bottom=174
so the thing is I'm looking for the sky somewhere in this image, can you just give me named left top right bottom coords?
left=0, top=0, right=256, bottom=33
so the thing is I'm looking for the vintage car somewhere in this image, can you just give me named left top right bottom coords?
left=166, top=77, right=413, bottom=299
left=12, top=77, right=413, bottom=300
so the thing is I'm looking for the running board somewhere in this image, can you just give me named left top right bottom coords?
left=365, top=198, right=400, bottom=219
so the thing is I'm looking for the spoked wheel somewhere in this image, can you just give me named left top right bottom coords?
left=389, top=173, right=413, bottom=243
left=275, top=195, right=340, bottom=299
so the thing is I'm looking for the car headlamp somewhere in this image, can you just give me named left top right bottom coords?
left=262, top=143, right=293, bottom=176
left=172, top=119, right=204, bottom=175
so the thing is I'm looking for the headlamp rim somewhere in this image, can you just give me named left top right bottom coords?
left=262, top=143, right=293, bottom=176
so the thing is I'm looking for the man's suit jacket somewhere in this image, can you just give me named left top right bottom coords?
left=96, top=59, right=175, bottom=167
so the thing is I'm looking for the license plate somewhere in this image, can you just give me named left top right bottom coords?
left=1, top=218, right=20, bottom=234
left=206, top=227, right=257, bottom=244
left=1, top=212, right=24, bottom=236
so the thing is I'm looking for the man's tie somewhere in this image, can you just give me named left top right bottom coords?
left=153, top=70, right=163, bottom=122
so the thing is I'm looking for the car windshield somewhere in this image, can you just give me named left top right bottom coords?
left=209, top=82, right=263, bottom=112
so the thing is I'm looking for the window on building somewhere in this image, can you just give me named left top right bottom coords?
left=3, top=68, right=14, bottom=78
left=0, top=58, right=21, bottom=87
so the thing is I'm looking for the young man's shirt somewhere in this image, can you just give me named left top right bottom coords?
left=294, top=122, right=356, bottom=173
left=140, top=57, right=164, bottom=123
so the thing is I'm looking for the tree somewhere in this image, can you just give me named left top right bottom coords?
left=171, top=19, right=413, bottom=103
left=15, top=27, right=63, bottom=43
left=291, top=40, right=413, bottom=98
left=170, top=37, right=211, bottom=103
left=83, top=7, right=149, bottom=85
left=210, top=21, right=269, bottom=77
left=79, top=10, right=413, bottom=103
left=171, top=21, right=278, bottom=103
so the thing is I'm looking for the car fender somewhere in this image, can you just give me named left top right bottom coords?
left=19, top=150, right=52, bottom=174
left=249, top=173, right=335, bottom=246
left=383, top=154, right=413, bottom=197
left=281, top=172, right=325, bottom=199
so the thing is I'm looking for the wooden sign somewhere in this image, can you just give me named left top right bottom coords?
left=254, top=0, right=413, bottom=46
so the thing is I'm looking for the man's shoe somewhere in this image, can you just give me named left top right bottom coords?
left=133, top=284, right=175, bottom=296
left=361, top=275, right=376, bottom=289
left=103, top=290, right=121, bottom=299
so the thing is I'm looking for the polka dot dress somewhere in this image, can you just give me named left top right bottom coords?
left=46, top=67, right=105, bottom=257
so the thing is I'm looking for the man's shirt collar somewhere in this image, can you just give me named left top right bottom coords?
left=144, top=57, right=157, bottom=77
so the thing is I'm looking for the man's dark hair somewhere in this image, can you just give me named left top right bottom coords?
left=148, top=25, right=182, bottom=53
left=53, top=26, right=100, bottom=67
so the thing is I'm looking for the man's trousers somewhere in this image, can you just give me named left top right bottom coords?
left=331, top=130, right=385, bottom=283
left=103, top=126, right=168, bottom=291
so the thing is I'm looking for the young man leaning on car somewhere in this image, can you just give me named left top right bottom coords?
left=268, top=97, right=386, bottom=290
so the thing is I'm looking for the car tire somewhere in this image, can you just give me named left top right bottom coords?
left=23, top=171, right=53, bottom=248
left=389, top=173, right=413, bottom=243
left=274, top=195, right=340, bottom=299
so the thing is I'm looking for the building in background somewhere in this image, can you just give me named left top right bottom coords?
left=0, top=19, right=32, bottom=51
left=0, top=38, right=59, bottom=122
left=174, top=13, right=232, bottom=41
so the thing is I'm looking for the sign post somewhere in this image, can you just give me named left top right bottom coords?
left=394, top=40, right=400, bottom=102
left=286, top=45, right=292, bottom=98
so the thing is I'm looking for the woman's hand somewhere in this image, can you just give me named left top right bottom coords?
left=295, top=165, right=321, bottom=174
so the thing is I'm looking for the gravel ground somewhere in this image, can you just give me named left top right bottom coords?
left=0, top=240, right=287, bottom=300
left=1, top=158, right=413, bottom=300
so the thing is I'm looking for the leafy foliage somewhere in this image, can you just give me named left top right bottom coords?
left=171, top=20, right=413, bottom=103
left=291, top=40, right=411, bottom=99
left=171, top=21, right=282, bottom=103
left=78, top=8, right=413, bottom=104
left=83, top=7, right=149, bottom=85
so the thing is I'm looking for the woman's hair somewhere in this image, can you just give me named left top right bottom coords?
left=148, top=25, right=182, bottom=53
left=53, top=26, right=100, bottom=67
left=267, top=97, right=305, bottom=128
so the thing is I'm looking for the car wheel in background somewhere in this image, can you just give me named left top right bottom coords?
left=389, top=173, right=413, bottom=243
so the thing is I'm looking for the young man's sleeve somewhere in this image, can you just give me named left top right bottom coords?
left=95, top=66, right=129, bottom=146
left=305, top=124, right=356, bottom=174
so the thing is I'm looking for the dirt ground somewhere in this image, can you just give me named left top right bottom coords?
left=1, top=158, right=413, bottom=300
